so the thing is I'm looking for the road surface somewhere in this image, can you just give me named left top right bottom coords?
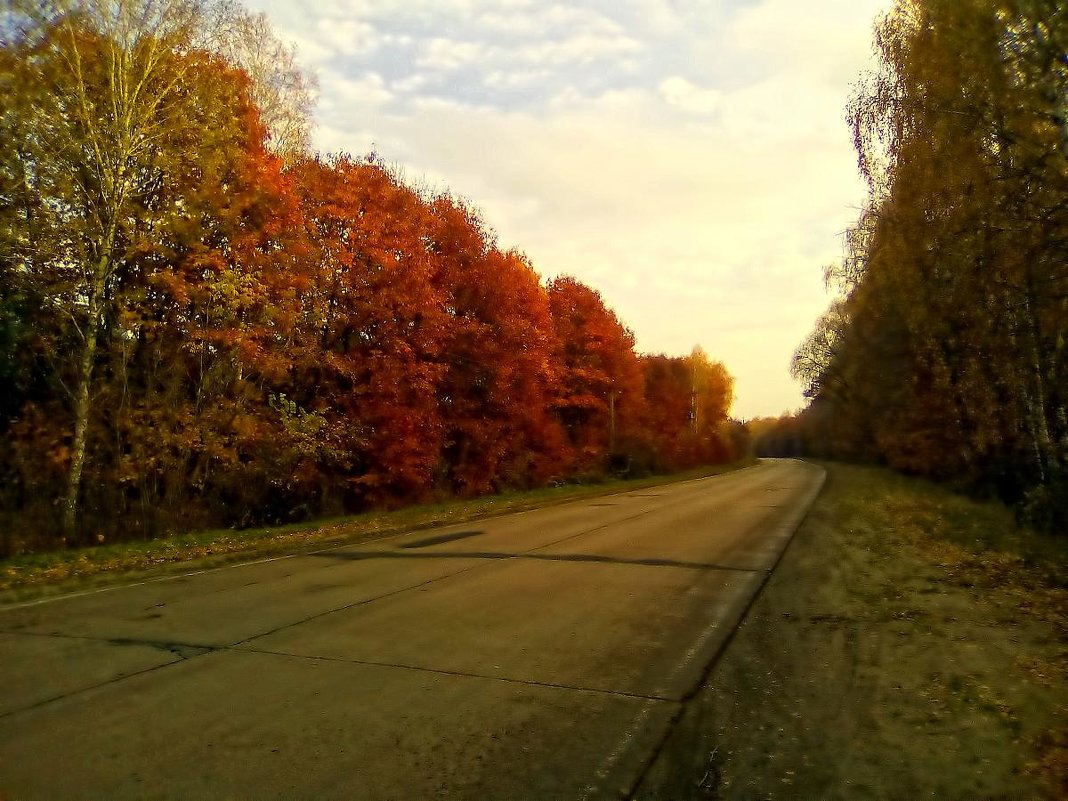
left=0, top=458, right=824, bottom=800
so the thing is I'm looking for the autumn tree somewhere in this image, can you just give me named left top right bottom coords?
left=0, top=0, right=311, bottom=540
left=749, top=415, right=806, bottom=458
left=547, top=277, right=645, bottom=472
left=799, top=0, right=1068, bottom=526
left=428, top=197, right=566, bottom=494
left=112, top=65, right=303, bottom=532
left=640, top=348, right=733, bottom=470
left=214, top=7, right=316, bottom=160
left=638, top=355, right=690, bottom=470
left=688, top=347, right=733, bottom=435
left=287, top=156, right=447, bottom=508
left=0, top=1, right=746, bottom=553
left=791, top=301, right=848, bottom=402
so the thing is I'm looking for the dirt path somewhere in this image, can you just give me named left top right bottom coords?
left=636, top=463, right=1067, bottom=800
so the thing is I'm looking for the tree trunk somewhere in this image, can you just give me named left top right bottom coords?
left=62, top=278, right=104, bottom=541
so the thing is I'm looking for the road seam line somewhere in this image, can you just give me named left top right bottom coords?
left=232, top=645, right=678, bottom=703
left=311, top=549, right=765, bottom=573
left=0, top=628, right=680, bottom=712
left=0, top=656, right=186, bottom=721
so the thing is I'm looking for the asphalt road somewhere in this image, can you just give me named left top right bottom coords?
left=0, top=458, right=824, bottom=800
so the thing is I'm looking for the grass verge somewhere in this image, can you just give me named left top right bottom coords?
left=638, top=462, right=1068, bottom=800
left=0, top=460, right=753, bottom=603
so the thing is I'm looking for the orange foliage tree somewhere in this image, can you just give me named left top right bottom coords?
left=0, top=0, right=743, bottom=554
left=0, top=5, right=303, bottom=544
left=794, top=0, right=1068, bottom=530
left=640, top=348, right=734, bottom=471
left=429, top=197, right=567, bottom=494
left=547, top=277, right=646, bottom=473
left=286, top=156, right=447, bottom=509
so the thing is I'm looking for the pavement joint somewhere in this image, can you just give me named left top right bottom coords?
left=232, top=645, right=682, bottom=704
left=311, top=549, right=764, bottom=574
left=226, top=505, right=697, bottom=652
left=0, top=642, right=187, bottom=720
left=0, top=623, right=683, bottom=719
left=229, top=561, right=493, bottom=648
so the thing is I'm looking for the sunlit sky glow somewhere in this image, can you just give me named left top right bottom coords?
left=247, top=0, right=890, bottom=419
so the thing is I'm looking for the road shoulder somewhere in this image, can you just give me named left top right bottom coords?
left=636, top=462, right=1068, bottom=800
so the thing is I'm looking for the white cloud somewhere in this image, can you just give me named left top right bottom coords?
left=729, top=0, right=885, bottom=82
left=627, top=0, right=685, bottom=36
left=511, top=32, right=643, bottom=65
left=244, top=0, right=890, bottom=417
left=658, top=76, right=721, bottom=115
left=416, top=38, right=489, bottom=71
left=334, top=91, right=865, bottom=412
left=392, top=74, right=431, bottom=94
left=320, top=70, right=393, bottom=108
left=484, top=68, right=553, bottom=91
left=280, top=32, right=336, bottom=66
left=314, top=18, right=379, bottom=56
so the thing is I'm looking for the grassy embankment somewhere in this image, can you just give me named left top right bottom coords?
left=640, top=462, right=1067, bottom=800
left=0, top=460, right=753, bottom=602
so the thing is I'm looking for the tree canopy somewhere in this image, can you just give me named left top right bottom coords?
left=0, top=0, right=741, bottom=554
left=777, top=0, right=1068, bottom=531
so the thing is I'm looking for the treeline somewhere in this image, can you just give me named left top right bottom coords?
left=768, top=0, right=1067, bottom=532
left=0, top=0, right=741, bottom=555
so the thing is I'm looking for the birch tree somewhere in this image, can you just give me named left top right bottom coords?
left=0, top=0, right=308, bottom=538
left=802, top=0, right=1067, bottom=520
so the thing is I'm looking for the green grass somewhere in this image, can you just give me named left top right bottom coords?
left=0, top=459, right=754, bottom=602
left=849, top=464, right=1068, bottom=631
left=828, top=464, right=1068, bottom=798
left=638, top=461, right=1068, bottom=800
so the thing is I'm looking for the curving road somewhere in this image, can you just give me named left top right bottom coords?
left=0, top=458, right=824, bottom=800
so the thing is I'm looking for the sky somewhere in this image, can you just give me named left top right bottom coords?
left=246, top=0, right=890, bottom=419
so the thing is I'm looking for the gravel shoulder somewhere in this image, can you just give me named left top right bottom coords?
left=636, top=462, right=1068, bottom=800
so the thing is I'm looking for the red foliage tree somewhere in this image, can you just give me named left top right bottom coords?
left=429, top=197, right=567, bottom=493
left=288, top=156, right=447, bottom=508
left=640, top=349, right=734, bottom=470
left=547, top=277, right=645, bottom=472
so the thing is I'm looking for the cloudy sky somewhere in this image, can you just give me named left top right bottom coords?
left=246, top=0, right=889, bottom=419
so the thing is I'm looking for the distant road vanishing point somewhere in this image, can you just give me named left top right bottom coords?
left=0, top=459, right=824, bottom=800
